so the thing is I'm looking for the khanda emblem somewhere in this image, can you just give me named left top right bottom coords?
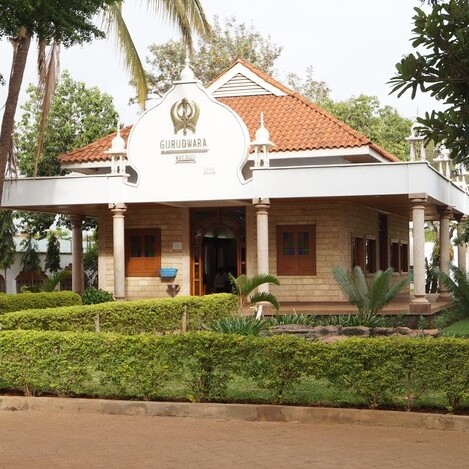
left=170, top=98, right=200, bottom=135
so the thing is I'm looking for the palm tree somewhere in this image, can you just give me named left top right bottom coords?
left=228, top=273, right=280, bottom=314
left=333, top=265, right=408, bottom=317
left=0, top=0, right=211, bottom=197
left=436, top=265, right=469, bottom=318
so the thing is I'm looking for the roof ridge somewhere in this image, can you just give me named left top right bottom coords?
left=233, top=57, right=295, bottom=95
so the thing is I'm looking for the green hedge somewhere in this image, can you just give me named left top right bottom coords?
left=0, top=331, right=468, bottom=412
left=0, top=294, right=237, bottom=334
left=0, top=291, right=82, bottom=314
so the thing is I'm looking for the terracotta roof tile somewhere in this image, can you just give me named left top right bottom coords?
left=59, top=126, right=132, bottom=163
left=59, top=61, right=400, bottom=164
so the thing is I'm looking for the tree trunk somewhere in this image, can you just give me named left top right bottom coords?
left=0, top=31, right=32, bottom=204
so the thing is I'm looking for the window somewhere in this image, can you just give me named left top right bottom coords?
left=352, top=236, right=365, bottom=270
left=276, top=225, right=316, bottom=275
left=365, top=237, right=377, bottom=273
left=390, top=240, right=400, bottom=272
left=400, top=243, right=409, bottom=273
left=125, top=229, right=161, bottom=277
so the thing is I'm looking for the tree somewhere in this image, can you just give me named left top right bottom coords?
left=0, top=0, right=211, bottom=201
left=20, top=236, right=41, bottom=274
left=0, top=209, right=16, bottom=286
left=45, top=232, right=61, bottom=273
left=286, top=66, right=330, bottom=104
left=323, top=95, right=413, bottom=160
left=389, top=1, right=469, bottom=163
left=145, top=16, right=282, bottom=96
left=16, top=71, right=119, bottom=177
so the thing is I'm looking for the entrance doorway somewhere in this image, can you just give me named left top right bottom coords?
left=191, top=208, right=246, bottom=295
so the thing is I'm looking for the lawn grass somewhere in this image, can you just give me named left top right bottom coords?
left=442, top=319, right=469, bottom=337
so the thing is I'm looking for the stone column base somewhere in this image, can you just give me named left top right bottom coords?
left=409, top=301, right=431, bottom=314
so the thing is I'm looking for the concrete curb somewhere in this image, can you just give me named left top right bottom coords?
left=1, top=396, right=468, bottom=432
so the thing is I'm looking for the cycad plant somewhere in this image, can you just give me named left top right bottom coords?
left=228, top=273, right=280, bottom=314
left=436, top=265, right=469, bottom=318
left=333, top=266, right=408, bottom=317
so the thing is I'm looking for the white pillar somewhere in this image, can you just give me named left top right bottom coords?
left=69, top=215, right=85, bottom=294
left=438, top=206, right=452, bottom=299
left=254, top=198, right=270, bottom=294
left=410, top=195, right=430, bottom=311
left=457, top=216, right=467, bottom=271
left=111, top=203, right=127, bottom=301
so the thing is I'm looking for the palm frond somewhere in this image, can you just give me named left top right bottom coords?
left=40, top=270, right=71, bottom=292
left=229, top=273, right=279, bottom=297
left=145, top=0, right=211, bottom=48
left=34, top=40, right=60, bottom=176
left=333, top=266, right=366, bottom=311
left=249, top=291, right=280, bottom=311
left=437, top=265, right=469, bottom=316
left=334, top=266, right=407, bottom=315
left=368, top=269, right=407, bottom=314
left=102, top=3, right=148, bottom=109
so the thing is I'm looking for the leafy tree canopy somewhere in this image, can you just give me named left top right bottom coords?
left=145, top=16, right=282, bottom=96
left=389, top=1, right=469, bottom=163
left=0, top=0, right=119, bottom=45
left=16, top=70, right=119, bottom=177
left=323, top=95, right=413, bottom=161
left=286, top=66, right=330, bottom=104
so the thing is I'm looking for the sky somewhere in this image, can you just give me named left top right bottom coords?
left=0, top=0, right=439, bottom=126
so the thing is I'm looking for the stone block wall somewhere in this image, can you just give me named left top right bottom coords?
left=98, top=205, right=189, bottom=300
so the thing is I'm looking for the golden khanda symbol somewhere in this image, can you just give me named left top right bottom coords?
left=170, top=98, right=200, bottom=135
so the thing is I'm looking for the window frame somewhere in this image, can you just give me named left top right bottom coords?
left=125, top=228, right=161, bottom=277
left=276, top=224, right=316, bottom=276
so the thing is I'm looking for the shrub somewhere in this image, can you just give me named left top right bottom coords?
left=318, top=338, right=407, bottom=409
left=81, top=288, right=115, bottom=305
left=243, top=335, right=316, bottom=403
left=0, top=331, right=468, bottom=412
left=0, top=294, right=238, bottom=334
left=173, top=332, right=251, bottom=402
left=321, top=313, right=390, bottom=328
left=206, top=316, right=267, bottom=336
left=266, top=314, right=319, bottom=326
left=436, top=265, right=469, bottom=318
left=0, top=291, right=82, bottom=314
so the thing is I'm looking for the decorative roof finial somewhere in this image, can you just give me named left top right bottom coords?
left=253, top=112, right=273, bottom=146
left=108, top=123, right=126, bottom=153
left=180, top=48, right=195, bottom=81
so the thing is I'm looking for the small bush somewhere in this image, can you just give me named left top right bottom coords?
left=81, top=288, right=115, bottom=305
left=0, top=291, right=82, bottom=314
left=0, top=294, right=238, bottom=334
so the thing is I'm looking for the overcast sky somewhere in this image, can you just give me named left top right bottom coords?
left=1, top=0, right=438, bottom=126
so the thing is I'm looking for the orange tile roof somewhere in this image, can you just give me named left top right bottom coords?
left=59, top=60, right=399, bottom=164
left=60, top=126, right=132, bottom=163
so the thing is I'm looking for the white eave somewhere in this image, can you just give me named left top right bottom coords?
left=3, top=161, right=468, bottom=218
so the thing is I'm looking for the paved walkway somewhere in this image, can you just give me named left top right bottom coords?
left=1, top=411, right=468, bottom=468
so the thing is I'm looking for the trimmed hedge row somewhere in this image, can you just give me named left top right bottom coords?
left=0, top=294, right=237, bottom=334
left=0, top=292, right=82, bottom=314
left=0, top=331, right=468, bottom=412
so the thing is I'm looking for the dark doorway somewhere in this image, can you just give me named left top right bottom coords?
left=191, top=207, right=246, bottom=295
